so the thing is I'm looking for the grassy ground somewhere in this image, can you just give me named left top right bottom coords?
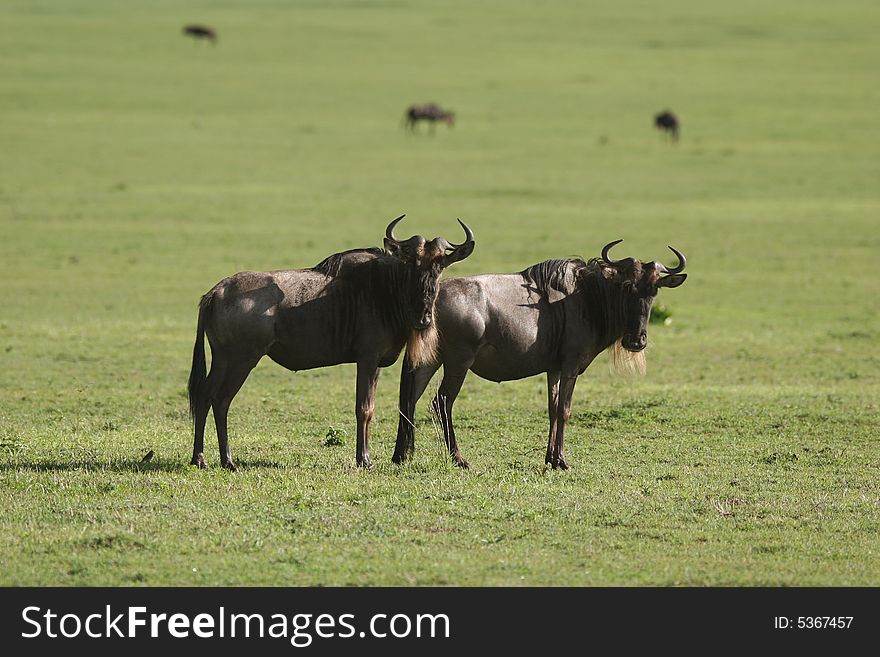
left=1, top=0, right=878, bottom=585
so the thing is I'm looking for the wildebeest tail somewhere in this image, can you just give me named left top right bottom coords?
left=188, top=292, right=213, bottom=421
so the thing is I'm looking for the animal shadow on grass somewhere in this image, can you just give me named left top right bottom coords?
left=220, top=458, right=286, bottom=470
left=0, top=457, right=286, bottom=474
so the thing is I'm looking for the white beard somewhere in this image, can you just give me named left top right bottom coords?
left=609, top=338, right=647, bottom=377
left=407, top=325, right=440, bottom=368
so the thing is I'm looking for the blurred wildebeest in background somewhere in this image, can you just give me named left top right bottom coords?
left=655, top=110, right=680, bottom=142
left=403, top=103, right=456, bottom=132
left=183, top=24, right=217, bottom=44
left=393, top=240, right=687, bottom=469
left=188, top=216, right=475, bottom=470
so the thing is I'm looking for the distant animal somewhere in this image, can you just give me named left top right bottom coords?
left=187, top=216, right=475, bottom=470
left=403, top=103, right=456, bottom=132
left=655, top=110, right=680, bottom=142
left=393, top=240, right=687, bottom=469
left=183, top=25, right=217, bottom=44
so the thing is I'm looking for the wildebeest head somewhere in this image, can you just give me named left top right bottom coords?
left=600, top=239, right=687, bottom=352
left=383, top=215, right=475, bottom=332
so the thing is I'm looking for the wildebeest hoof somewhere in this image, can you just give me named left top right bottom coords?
left=357, top=456, right=373, bottom=469
left=453, top=456, right=470, bottom=469
left=392, top=451, right=413, bottom=465
left=546, top=456, right=570, bottom=470
left=190, top=454, right=207, bottom=469
left=221, top=460, right=238, bottom=472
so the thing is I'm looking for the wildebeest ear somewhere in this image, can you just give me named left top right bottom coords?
left=443, top=240, right=475, bottom=267
left=384, top=238, right=403, bottom=258
left=657, top=273, right=687, bottom=288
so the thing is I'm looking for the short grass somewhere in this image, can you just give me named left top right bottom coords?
left=1, top=0, right=878, bottom=585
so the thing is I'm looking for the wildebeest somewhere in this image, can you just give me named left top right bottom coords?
left=392, top=240, right=687, bottom=469
left=183, top=24, right=217, bottom=44
left=654, top=110, right=680, bottom=142
left=187, top=215, right=475, bottom=470
left=403, top=103, right=456, bottom=132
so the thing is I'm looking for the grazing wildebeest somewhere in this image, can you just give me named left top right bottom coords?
left=392, top=240, right=687, bottom=469
left=183, top=24, right=217, bottom=44
left=403, top=103, right=456, bottom=132
left=654, top=110, right=680, bottom=142
left=187, top=215, right=475, bottom=470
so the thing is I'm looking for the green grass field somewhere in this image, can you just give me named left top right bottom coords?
left=1, top=0, right=878, bottom=585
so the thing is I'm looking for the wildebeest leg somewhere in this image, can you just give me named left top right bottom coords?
left=544, top=370, right=561, bottom=467
left=190, top=382, right=213, bottom=469
left=190, top=358, right=226, bottom=469
left=212, top=357, right=259, bottom=472
left=548, top=375, right=578, bottom=470
left=355, top=361, right=381, bottom=468
left=392, top=356, right=441, bottom=464
left=432, top=367, right=471, bottom=468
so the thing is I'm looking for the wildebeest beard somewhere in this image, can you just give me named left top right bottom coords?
left=407, top=323, right=440, bottom=368
left=609, top=338, right=647, bottom=377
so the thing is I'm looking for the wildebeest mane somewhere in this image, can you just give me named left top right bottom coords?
left=310, top=248, right=421, bottom=354
left=518, top=257, right=645, bottom=375
left=520, top=258, right=587, bottom=296
left=577, top=258, right=627, bottom=343
left=357, top=256, right=413, bottom=328
left=355, top=255, right=440, bottom=367
left=311, top=247, right=384, bottom=277
left=579, top=258, right=647, bottom=375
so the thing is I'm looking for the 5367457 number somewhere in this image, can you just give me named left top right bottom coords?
left=799, top=617, right=853, bottom=629
left=774, top=616, right=853, bottom=629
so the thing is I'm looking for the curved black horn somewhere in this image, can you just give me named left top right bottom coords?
left=448, top=218, right=474, bottom=248
left=601, top=239, right=626, bottom=266
left=442, top=218, right=475, bottom=266
left=386, top=214, right=406, bottom=242
left=663, top=245, right=686, bottom=274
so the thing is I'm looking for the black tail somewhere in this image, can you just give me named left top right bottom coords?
left=392, top=354, right=417, bottom=463
left=188, top=293, right=212, bottom=421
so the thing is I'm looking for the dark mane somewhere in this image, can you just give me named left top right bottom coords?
left=578, top=257, right=629, bottom=349
left=520, top=258, right=587, bottom=296
left=520, top=257, right=628, bottom=348
left=357, top=255, right=412, bottom=331
left=311, top=247, right=384, bottom=277
left=310, top=247, right=413, bottom=344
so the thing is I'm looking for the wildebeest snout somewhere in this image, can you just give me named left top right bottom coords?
left=624, top=331, right=647, bottom=352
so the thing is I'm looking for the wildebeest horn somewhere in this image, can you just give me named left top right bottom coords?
left=386, top=214, right=406, bottom=243
left=448, top=218, right=474, bottom=249
left=441, top=218, right=475, bottom=266
left=600, top=239, right=626, bottom=266
left=661, top=245, right=686, bottom=274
